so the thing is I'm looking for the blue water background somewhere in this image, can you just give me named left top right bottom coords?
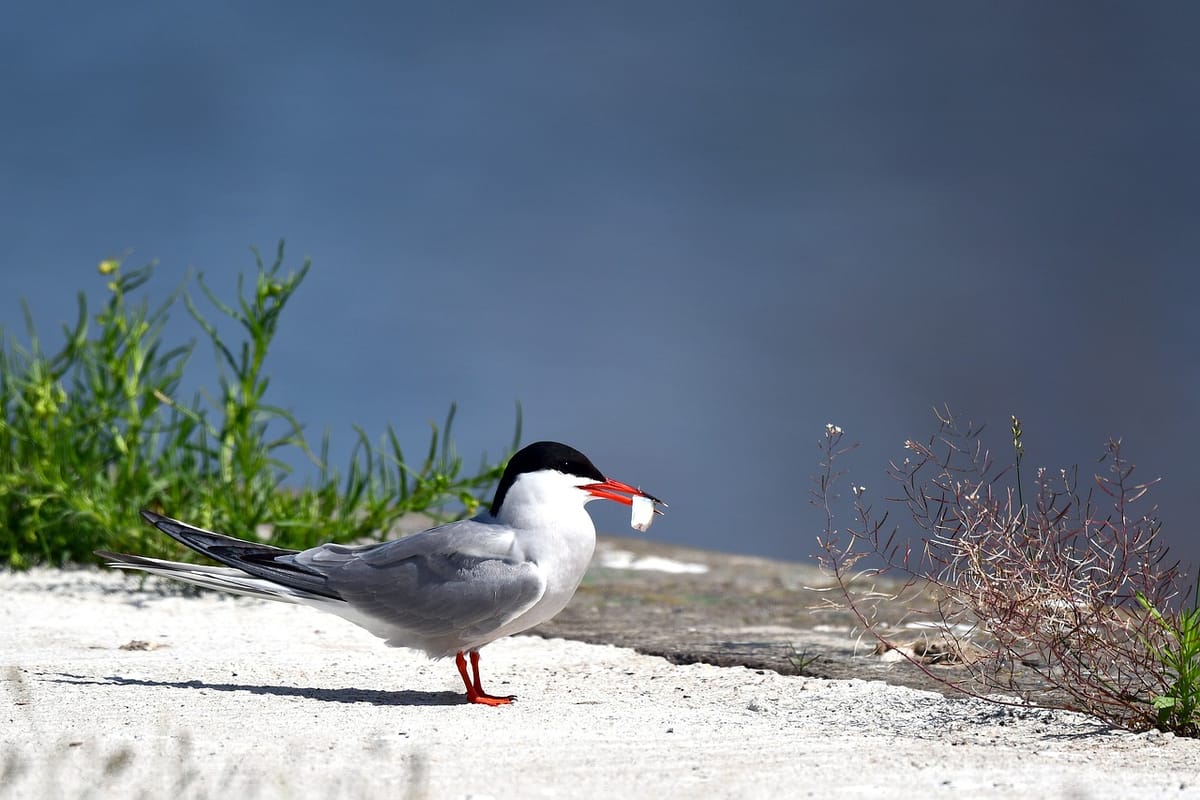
left=3, top=3, right=1198, bottom=566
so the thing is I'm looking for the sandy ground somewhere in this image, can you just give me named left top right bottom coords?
left=3, top=569, right=1199, bottom=799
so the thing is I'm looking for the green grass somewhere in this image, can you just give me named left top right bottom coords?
left=0, top=242, right=520, bottom=568
left=1139, top=580, right=1200, bottom=736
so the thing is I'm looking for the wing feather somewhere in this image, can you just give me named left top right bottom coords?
left=290, top=520, right=546, bottom=644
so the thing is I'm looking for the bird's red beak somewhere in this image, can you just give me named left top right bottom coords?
left=581, top=478, right=666, bottom=513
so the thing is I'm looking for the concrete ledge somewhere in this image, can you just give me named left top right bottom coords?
left=2, top=546, right=1197, bottom=798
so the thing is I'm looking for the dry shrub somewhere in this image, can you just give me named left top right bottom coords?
left=815, top=409, right=1193, bottom=732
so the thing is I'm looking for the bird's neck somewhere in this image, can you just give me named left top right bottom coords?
left=497, top=496, right=594, bottom=534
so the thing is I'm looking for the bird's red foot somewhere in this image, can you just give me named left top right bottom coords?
left=466, top=691, right=516, bottom=706
left=456, top=650, right=515, bottom=706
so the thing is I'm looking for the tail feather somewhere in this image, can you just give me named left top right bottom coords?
left=97, top=511, right=343, bottom=602
left=96, top=550, right=325, bottom=603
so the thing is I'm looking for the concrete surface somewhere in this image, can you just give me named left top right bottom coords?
left=4, top=565, right=1199, bottom=799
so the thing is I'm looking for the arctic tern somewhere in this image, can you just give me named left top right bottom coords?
left=97, top=440, right=664, bottom=705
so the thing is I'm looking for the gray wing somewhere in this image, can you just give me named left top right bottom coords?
left=289, top=520, right=545, bottom=642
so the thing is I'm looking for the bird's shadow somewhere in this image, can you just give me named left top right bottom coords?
left=45, top=672, right=464, bottom=707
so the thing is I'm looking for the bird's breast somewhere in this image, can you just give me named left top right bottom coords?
left=506, top=520, right=596, bottom=628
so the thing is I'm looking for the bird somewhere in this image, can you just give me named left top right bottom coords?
left=96, top=441, right=665, bottom=706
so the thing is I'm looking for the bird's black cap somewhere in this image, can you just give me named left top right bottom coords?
left=489, top=441, right=606, bottom=516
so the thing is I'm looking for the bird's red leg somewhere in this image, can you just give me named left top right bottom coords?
left=453, top=650, right=514, bottom=706
left=470, top=650, right=516, bottom=704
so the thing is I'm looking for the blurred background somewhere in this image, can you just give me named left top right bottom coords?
left=2, top=2, right=1197, bottom=565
